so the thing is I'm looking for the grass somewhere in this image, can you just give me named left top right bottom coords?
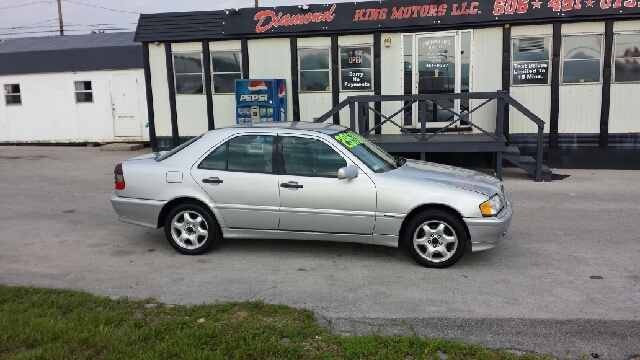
left=0, top=285, right=551, bottom=360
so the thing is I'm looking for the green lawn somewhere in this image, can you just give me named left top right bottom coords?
left=0, top=286, right=549, bottom=359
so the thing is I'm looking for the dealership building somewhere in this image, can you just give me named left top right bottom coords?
left=134, top=0, right=640, bottom=168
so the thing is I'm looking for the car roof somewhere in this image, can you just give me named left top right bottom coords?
left=159, top=121, right=349, bottom=165
left=227, top=121, right=347, bottom=135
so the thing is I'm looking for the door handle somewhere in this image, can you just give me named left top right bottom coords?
left=202, top=177, right=223, bottom=184
left=280, top=182, right=303, bottom=189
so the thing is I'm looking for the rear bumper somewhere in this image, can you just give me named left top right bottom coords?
left=464, top=203, right=513, bottom=252
left=110, top=196, right=166, bottom=229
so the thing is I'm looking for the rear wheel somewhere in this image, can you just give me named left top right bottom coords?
left=404, top=210, right=467, bottom=268
left=164, top=201, right=220, bottom=255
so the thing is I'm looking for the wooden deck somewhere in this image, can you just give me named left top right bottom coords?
left=364, top=133, right=505, bottom=153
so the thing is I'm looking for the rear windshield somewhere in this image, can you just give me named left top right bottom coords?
left=155, top=135, right=203, bottom=162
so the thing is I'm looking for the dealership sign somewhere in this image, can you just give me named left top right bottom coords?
left=222, top=0, right=640, bottom=35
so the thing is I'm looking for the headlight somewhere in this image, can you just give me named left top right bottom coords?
left=480, top=194, right=504, bottom=217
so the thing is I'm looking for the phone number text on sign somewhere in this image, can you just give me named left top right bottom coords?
left=493, top=0, right=639, bottom=15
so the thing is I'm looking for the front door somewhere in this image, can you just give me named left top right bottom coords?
left=191, top=134, right=280, bottom=230
left=277, top=135, right=376, bottom=235
left=110, top=73, right=141, bottom=137
left=405, top=31, right=471, bottom=129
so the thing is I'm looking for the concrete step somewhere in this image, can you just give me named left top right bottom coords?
left=100, top=143, right=144, bottom=151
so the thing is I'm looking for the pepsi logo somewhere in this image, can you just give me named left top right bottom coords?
left=248, top=81, right=268, bottom=92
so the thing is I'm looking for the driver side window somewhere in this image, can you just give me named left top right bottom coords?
left=281, top=136, right=346, bottom=177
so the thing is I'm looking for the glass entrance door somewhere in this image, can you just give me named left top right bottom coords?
left=405, top=31, right=471, bottom=129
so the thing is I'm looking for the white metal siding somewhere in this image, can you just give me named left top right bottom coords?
left=470, top=27, right=502, bottom=133
left=298, top=37, right=331, bottom=47
left=563, top=22, right=605, bottom=34
left=176, top=96, right=208, bottom=136
left=148, top=43, right=172, bottom=137
left=0, top=69, right=147, bottom=143
left=248, top=38, right=293, bottom=122
left=559, top=22, right=605, bottom=134
left=509, top=86, right=551, bottom=133
left=171, top=42, right=202, bottom=52
left=338, top=35, right=372, bottom=46
left=609, top=20, right=640, bottom=133
left=212, top=96, right=237, bottom=128
left=300, top=94, right=333, bottom=122
left=613, top=20, right=640, bottom=32
left=509, top=25, right=553, bottom=134
left=380, top=33, right=404, bottom=135
left=558, top=86, right=602, bottom=133
left=608, top=83, right=640, bottom=133
left=136, top=69, right=150, bottom=141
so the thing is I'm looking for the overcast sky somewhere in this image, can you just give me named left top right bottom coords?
left=0, top=0, right=368, bottom=39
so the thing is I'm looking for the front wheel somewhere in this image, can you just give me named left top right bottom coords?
left=164, top=201, right=221, bottom=255
left=404, top=210, right=467, bottom=268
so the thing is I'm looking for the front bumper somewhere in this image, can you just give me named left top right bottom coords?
left=464, top=203, right=513, bottom=252
left=110, top=196, right=167, bottom=229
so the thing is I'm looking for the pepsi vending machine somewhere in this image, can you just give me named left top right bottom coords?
left=235, top=79, right=287, bottom=124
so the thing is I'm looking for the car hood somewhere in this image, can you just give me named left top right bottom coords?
left=390, top=159, right=501, bottom=197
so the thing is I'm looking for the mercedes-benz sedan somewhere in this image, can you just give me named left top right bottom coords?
left=111, top=122, right=512, bottom=268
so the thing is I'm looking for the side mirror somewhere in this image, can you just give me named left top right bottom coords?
left=338, top=165, right=359, bottom=180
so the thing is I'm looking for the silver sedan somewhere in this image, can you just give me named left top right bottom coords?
left=111, top=122, right=512, bottom=268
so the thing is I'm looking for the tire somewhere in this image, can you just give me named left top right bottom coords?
left=404, top=210, right=467, bottom=268
left=163, top=201, right=221, bottom=255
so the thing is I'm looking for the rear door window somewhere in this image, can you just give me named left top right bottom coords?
left=199, top=135, right=275, bottom=173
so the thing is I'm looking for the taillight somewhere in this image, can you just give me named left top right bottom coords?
left=114, top=163, right=125, bottom=190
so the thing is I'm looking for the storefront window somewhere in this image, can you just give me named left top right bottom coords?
left=210, top=51, right=242, bottom=94
left=299, top=48, right=330, bottom=92
left=339, top=45, right=373, bottom=91
left=613, top=33, right=640, bottom=83
left=173, top=52, right=204, bottom=94
left=4, top=84, right=21, bottom=105
left=511, top=37, right=551, bottom=86
left=561, top=35, right=603, bottom=84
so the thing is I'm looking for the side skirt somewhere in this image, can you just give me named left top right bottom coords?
left=220, top=228, right=398, bottom=248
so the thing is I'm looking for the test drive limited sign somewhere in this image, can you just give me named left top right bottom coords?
left=222, top=0, right=640, bottom=36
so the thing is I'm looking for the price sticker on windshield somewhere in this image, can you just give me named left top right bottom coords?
left=334, top=133, right=362, bottom=149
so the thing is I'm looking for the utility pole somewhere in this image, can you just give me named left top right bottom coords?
left=57, top=0, right=64, bottom=36
left=255, top=0, right=259, bottom=7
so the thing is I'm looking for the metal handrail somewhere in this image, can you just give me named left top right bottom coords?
left=314, top=91, right=546, bottom=182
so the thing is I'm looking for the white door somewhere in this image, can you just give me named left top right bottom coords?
left=110, top=73, right=141, bottom=137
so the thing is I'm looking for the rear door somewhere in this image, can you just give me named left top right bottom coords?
left=191, top=134, right=280, bottom=230
left=277, top=134, right=376, bottom=235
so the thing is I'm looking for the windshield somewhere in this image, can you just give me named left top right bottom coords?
left=155, top=135, right=203, bottom=162
left=333, top=130, right=398, bottom=173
